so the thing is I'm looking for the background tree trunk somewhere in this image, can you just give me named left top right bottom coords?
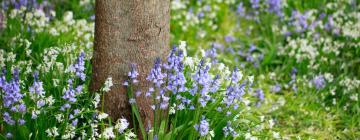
left=90, top=0, right=170, bottom=129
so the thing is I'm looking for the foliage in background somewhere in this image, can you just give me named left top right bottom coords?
left=0, top=0, right=359, bottom=139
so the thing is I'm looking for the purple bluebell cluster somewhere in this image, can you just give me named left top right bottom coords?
left=194, top=116, right=210, bottom=136
left=223, top=121, right=238, bottom=137
left=255, top=88, right=264, bottom=106
left=61, top=52, right=85, bottom=111
left=290, top=11, right=309, bottom=33
left=29, top=71, right=46, bottom=110
left=62, top=79, right=76, bottom=104
left=69, top=51, right=86, bottom=81
left=1, top=0, right=53, bottom=16
left=271, top=84, right=281, bottom=93
left=214, top=40, right=264, bottom=68
left=69, top=109, right=80, bottom=126
left=166, top=47, right=186, bottom=93
left=224, top=35, right=236, bottom=43
left=222, top=68, right=245, bottom=114
left=251, top=0, right=260, bottom=9
left=312, top=75, right=326, bottom=89
left=324, top=15, right=339, bottom=34
left=128, top=64, right=139, bottom=84
left=289, top=67, right=298, bottom=92
left=266, top=0, right=283, bottom=17
left=147, top=58, right=166, bottom=88
left=205, top=47, right=218, bottom=63
left=209, top=74, right=221, bottom=93
left=29, top=71, right=45, bottom=96
left=0, top=68, right=26, bottom=126
left=237, top=44, right=263, bottom=68
left=190, top=59, right=213, bottom=107
left=236, top=2, right=245, bottom=17
left=145, top=58, right=169, bottom=110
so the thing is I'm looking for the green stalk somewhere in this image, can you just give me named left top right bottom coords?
left=170, top=110, right=178, bottom=140
left=128, top=84, right=147, bottom=140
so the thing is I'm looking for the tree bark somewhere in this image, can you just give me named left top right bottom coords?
left=90, top=0, right=170, bottom=129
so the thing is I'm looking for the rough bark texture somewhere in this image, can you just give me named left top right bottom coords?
left=91, top=0, right=170, bottom=129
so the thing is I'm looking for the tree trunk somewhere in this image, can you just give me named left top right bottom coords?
left=90, top=0, right=170, bottom=130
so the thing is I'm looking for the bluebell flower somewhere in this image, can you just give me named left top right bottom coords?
left=1, top=69, right=26, bottom=125
left=324, top=16, right=334, bottom=31
left=6, top=133, right=12, bottom=138
left=212, top=42, right=224, bottom=52
left=135, top=90, right=141, bottom=97
left=194, top=116, right=210, bottom=137
left=251, top=0, right=260, bottom=9
left=216, top=107, right=222, bottom=112
left=223, top=68, right=246, bottom=108
left=189, top=105, right=195, bottom=110
left=209, top=74, right=221, bottom=93
left=256, top=89, right=264, bottom=101
left=191, top=59, right=211, bottom=95
left=248, top=44, right=257, bottom=53
left=159, top=95, right=170, bottom=109
left=291, top=11, right=309, bottom=32
left=18, top=119, right=26, bottom=125
left=236, top=2, right=245, bottom=17
left=147, top=58, right=166, bottom=88
left=267, top=0, right=283, bottom=17
left=62, top=79, right=77, bottom=103
left=271, top=84, right=281, bottom=93
left=3, top=112, right=15, bottom=125
left=203, top=5, right=211, bottom=11
left=230, top=67, right=241, bottom=82
left=128, top=64, right=139, bottom=84
left=69, top=51, right=86, bottom=81
left=0, top=69, right=5, bottom=87
left=205, top=47, right=217, bottom=61
left=291, top=67, right=297, bottom=76
left=224, top=35, right=235, bottom=43
left=166, top=47, right=187, bottom=93
left=312, top=75, right=326, bottom=89
left=223, top=121, right=238, bottom=137
left=319, top=13, right=326, bottom=19
left=72, top=119, right=78, bottom=126
left=29, top=71, right=46, bottom=109
left=226, top=47, right=235, bottom=54
left=29, top=71, right=45, bottom=96
left=191, top=59, right=213, bottom=107
left=197, top=12, right=205, bottom=18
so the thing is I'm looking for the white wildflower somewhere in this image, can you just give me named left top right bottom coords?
left=63, top=11, right=74, bottom=25
left=55, top=114, right=64, bottom=122
left=46, top=127, right=59, bottom=138
left=115, top=118, right=129, bottom=134
left=169, top=104, right=176, bottom=115
left=61, top=125, right=75, bottom=139
left=101, top=127, right=115, bottom=139
left=102, top=77, right=113, bottom=92
left=179, top=41, right=187, bottom=57
left=125, top=131, right=137, bottom=140
left=98, top=112, right=109, bottom=120
left=93, top=93, right=101, bottom=108
left=272, top=131, right=281, bottom=139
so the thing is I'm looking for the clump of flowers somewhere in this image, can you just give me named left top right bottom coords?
left=311, top=74, right=326, bottom=90
left=194, top=116, right=210, bottom=137
left=1, top=69, right=26, bottom=126
left=123, top=44, right=258, bottom=139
